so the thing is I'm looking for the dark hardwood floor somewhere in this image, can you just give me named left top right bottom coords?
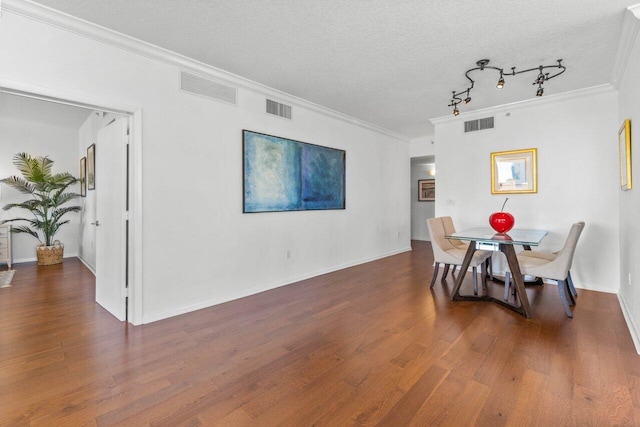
left=1, top=241, right=639, bottom=426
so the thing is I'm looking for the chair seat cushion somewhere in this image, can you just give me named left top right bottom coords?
left=518, top=250, right=556, bottom=261
left=444, top=248, right=491, bottom=267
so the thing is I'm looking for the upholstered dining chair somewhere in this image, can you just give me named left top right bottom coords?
left=426, top=217, right=492, bottom=295
left=504, top=221, right=585, bottom=318
left=439, top=216, right=493, bottom=280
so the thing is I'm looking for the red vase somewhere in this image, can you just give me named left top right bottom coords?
left=489, top=212, right=514, bottom=233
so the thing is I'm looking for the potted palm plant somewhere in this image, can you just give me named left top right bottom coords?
left=1, top=153, right=81, bottom=265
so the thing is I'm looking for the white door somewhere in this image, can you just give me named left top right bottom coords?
left=95, top=117, right=128, bottom=321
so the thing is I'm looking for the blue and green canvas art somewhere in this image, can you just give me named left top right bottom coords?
left=243, top=130, right=345, bottom=213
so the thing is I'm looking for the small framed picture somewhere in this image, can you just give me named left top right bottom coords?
left=418, top=179, right=435, bottom=201
left=619, top=119, right=632, bottom=191
left=80, top=157, right=87, bottom=197
left=490, top=148, right=537, bottom=194
left=87, top=144, right=95, bottom=190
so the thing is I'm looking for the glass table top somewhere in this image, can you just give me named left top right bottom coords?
left=447, top=227, right=548, bottom=246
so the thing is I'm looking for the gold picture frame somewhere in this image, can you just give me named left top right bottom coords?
left=619, top=119, right=632, bottom=191
left=79, top=157, right=86, bottom=197
left=490, top=148, right=537, bottom=194
left=87, top=144, right=95, bottom=191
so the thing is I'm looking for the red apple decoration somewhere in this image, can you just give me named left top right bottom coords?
left=489, top=198, right=514, bottom=233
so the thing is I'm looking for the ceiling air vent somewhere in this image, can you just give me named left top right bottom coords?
left=180, top=71, right=237, bottom=105
left=266, top=99, right=292, bottom=120
left=464, top=116, right=495, bottom=133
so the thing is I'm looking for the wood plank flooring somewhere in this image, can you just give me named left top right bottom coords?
left=1, top=241, right=639, bottom=425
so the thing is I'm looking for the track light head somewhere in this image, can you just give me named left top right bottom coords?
left=448, top=58, right=566, bottom=115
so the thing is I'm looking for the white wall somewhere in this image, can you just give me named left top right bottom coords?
left=410, top=136, right=435, bottom=157
left=0, top=7, right=410, bottom=322
left=0, top=115, right=82, bottom=262
left=617, top=6, right=640, bottom=351
left=432, top=87, right=620, bottom=293
left=411, top=163, right=435, bottom=241
left=77, top=112, right=102, bottom=271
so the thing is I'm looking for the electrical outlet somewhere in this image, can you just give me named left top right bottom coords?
left=396, top=231, right=400, bottom=238
left=286, top=250, right=291, bottom=259
left=447, top=199, right=456, bottom=206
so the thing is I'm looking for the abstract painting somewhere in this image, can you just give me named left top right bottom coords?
left=243, top=130, right=345, bottom=213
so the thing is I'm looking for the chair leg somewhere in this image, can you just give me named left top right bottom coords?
left=488, top=256, right=493, bottom=280
left=481, top=259, right=488, bottom=291
left=566, top=280, right=576, bottom=306
left=451, top=264, right=458, bottom=276
left=430, top=262, right=441, bottom=288
left=473, top=266, right=478, bottom=296
left=567, top=271, right=578, bottom=297
left=504, top=271, right=511, bottom=301
left=442, top=264, right=451, bottom=280
left=557, top=280, right=573, bottom=318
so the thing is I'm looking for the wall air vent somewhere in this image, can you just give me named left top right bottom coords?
left=464, top=116, right=495, bottom=133
left=266, top=99, right=292, bottom=120
left=180, top=71, right=237, bottom=105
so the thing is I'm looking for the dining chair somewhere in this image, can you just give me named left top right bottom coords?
left=440, top=216, right=493, bottom=280
left=426, top=217, right=492, bottom=295
left=504, top=221, right=585, bottom=317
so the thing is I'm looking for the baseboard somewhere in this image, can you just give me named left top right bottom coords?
left=618, top=293, right=640, bottom=354
left=142, top=246, right=412, bottom=324
left=77, top=255, right=96, bottom=275
left=12, top=252, right=78, bottom=264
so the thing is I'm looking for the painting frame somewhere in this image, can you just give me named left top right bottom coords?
left=87, top=144, right=95, bottom=191
left=418, top=179, right=435, bottom=201
left=243, top=130, right=346, bottom=213
left=80, top=157, right=87, bottom=197
left=490, top=148, right=537, bottom=194
left=619, top=119, right=632, bottom=191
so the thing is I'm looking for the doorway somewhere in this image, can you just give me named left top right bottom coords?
left=411, top=155, right=436, bottom=241
left=0, top=86, right=142, bottom=324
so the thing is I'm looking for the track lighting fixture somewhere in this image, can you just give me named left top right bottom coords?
left=448, top=59, right=566, bottom=115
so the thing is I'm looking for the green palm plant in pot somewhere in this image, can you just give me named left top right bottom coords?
left=1, top=153, right=81, bottom=265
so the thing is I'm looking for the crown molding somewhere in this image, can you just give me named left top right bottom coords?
left=611, top=4, right=640, bottom=89
left=430, top=84, right=615, bottom=126
left=1, top=0, right=410, bottom=143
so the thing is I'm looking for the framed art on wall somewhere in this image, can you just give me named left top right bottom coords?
left=80, top=157, right=87, bottom=197
left=490, top=148, right=537, bottom=194
left=619, top=119, right=632, bottom=191
left=243, top=130, right=346, bottom=213
left=87, top=144, right=95, bottom=190
left=418, top=179, right=435, bottom=201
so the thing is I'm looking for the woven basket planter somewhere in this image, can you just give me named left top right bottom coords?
left=36, top=241, right=64, bottom=266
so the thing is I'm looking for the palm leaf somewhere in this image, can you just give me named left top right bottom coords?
left=1, top=152, right=81, bottom=245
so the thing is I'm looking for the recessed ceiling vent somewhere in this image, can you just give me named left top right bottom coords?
left=266, top=99, right=292, bottom=120
left=180, top=71, right=237, bottom=105
left=464, top=116, right=494, bottom=133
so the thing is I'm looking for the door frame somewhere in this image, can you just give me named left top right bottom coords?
left=0, top=79, right=144, bottom=325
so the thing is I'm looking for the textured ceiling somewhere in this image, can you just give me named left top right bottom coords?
left=28, top=0, right=639, bottom=138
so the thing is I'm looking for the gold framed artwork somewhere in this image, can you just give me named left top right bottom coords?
left=619, top=119, right=632, bottom=191
left=490, top=148, right=537, bottom=194
left=418, top=179, right=435, bottom=201
left=87, top=144, right=95, bottom=190
left=79, top=157, right=86, bottom=197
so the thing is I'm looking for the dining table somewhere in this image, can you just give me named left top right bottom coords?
left=446, top=227, right=548, bottom=318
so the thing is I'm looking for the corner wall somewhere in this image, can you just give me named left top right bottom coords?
left=616, top=5, right=640, bottom=352
left=0, top=5, right=410, bottom=322
left=0, top=115, right=81, bottom=262
left=432, top=87, right=620, bottom=293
